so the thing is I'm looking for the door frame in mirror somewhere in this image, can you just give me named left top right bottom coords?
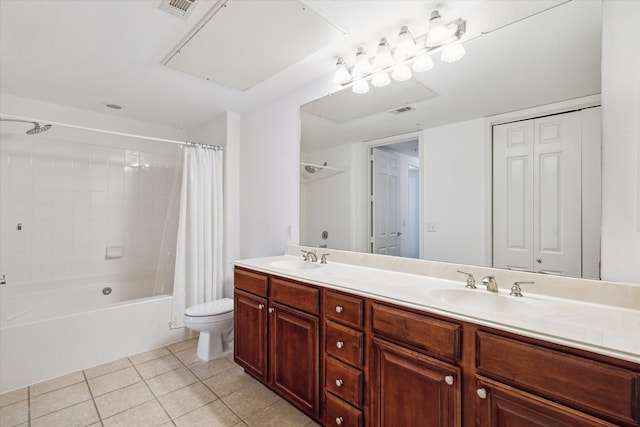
left=363, top=131, right=424, bottom=258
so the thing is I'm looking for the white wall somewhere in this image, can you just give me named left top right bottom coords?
left=600, top=1, right=640, bottom=284
left=422, top=118, right=487, bottom=266
left=239, top=78, right=329, bottom=259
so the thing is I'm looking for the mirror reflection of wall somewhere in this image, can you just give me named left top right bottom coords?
left=300, top=0, right=602, bottom=280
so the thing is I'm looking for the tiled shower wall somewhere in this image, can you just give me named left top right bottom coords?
left=0, top=133, right=180, bottom=286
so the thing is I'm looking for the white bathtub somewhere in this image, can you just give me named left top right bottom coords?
left=0, top=277, right=191, bottom=393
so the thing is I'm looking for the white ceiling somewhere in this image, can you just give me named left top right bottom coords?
left=0, top=0, right=594, bottom=131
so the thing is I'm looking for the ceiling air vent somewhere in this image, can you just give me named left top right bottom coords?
left=389, top=106, right=415, bottom=115
left=160, top=0, right=197, bottom=19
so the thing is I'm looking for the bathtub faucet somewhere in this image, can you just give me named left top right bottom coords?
left=0, top=274, right=6, bottom=285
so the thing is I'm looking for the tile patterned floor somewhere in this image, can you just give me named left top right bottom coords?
left=0, top=338, right=321, bottom=427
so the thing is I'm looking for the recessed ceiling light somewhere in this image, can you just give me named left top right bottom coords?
left=103, top=103, right=124, bottom=110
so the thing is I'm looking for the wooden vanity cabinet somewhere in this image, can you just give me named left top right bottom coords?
left=233, top=268, right=321, bottom=420
left=475, top=329, right=640, bottom=426
left=235, top=266, right=640, bottom=427
left=323, top=290, right=366, bottom=427
left=234, top=269, right=269, bottom=382
left=369, top=302, right=462, bottom=427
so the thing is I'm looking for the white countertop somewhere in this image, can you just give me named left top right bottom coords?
left=235, top=254, right=640, bottom=364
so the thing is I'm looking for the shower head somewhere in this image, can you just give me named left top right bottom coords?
left=26, top=123, right=52, bottom=135
left=304, top=162, right=327, bottom=174
left=0, top=118, right=52, bottom=135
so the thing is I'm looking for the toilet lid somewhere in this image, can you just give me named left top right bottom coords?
left=185, top=298, right=233, bottom=316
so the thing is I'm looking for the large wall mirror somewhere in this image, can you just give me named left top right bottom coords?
left=300, top=1, right=603, bottom=280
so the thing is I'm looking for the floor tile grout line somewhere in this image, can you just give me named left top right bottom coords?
left=82, top=370, right=104, bottom=427
left=27, top=384, right=31, bottom=427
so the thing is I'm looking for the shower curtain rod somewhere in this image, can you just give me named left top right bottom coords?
left=0, top=113, right=224, bottom=149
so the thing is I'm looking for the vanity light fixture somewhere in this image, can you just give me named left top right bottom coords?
left=425, top=10, right=457, bottom=48
left=332, top=57, right=351, bottom=85
left=441, top=43, right=466, bottom=63
left=333, top=9, right=466, bottom=94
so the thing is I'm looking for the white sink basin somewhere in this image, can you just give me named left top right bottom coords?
left=270, top=260, right=321, bottom=270
left=427, top=288, right=532, bottom=314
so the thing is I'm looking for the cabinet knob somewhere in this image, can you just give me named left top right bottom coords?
left=444, top=375, right=454, bottom=385
left=268, top=307, right=275, bottom=313
left=477, top=388, right=488, bottom=399
left=335, top=379, right=344, bottom=387
left=335, top=306, right=344, bottom=313
left=335, top=416, right=344, bottom=425
left=336, top=341, right=344, bottom=349
left=258, top=304, right=264, bottom=310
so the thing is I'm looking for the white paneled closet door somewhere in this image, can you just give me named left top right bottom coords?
left=371, top=148, right=401, bottom=256
left=493, top=111, right=582, bottom=276
left=493, top=121, right=535, bottom=272
left=533, top=113, right=581, bottom=276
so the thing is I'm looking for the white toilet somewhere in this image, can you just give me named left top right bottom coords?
left=183, top=298, right=234, bottom=361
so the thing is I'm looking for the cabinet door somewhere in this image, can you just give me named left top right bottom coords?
left=234, top=289, right=268, bottom=383
left=370, top=338, right=460, bottom=427
left=476, top=377, right=616, bottom=427
left=270, top=302, right=319, bottom=418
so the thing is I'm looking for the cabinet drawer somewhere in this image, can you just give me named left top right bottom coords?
left=326, top=357, right=363, bottom=408
left=371, top=303, right=461, bottom=361
left=325, top=392, right=362, bottom=427
left=326, top=321, right=363, bottom=368
left=234, top=268, right=268, bottom=297
left=271, top=278, right=319, bottom=315
left=477, top=331, right=640, bottom=425
left=325, top=291, right=364, bottom=329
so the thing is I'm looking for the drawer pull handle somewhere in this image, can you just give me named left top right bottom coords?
left=335, top=306, right=344, bottom=313
left=336, top=416, right=344, bottom=425
left=444, top=375, right=454, bottom=385
left=336, top=341, right=344, bottom=349
left=258, top=304, right=264, bottom=310
left=268, top=307, right=275, bottom=313
left=477, top=388, right=487, bottom=399
left=335, top=379, right=344, bottom=387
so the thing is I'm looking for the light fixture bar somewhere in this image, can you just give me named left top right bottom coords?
left=333, top=13, right=467, bottom=94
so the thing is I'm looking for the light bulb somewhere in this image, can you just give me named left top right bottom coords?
left=371, top=71, right=390, bottom=87
left=395, top=26, right=416, bottom=60
left=353, top=47, right=372, bottom=78
left=426, top=10, right=456, bottom=47
left=373, top=37, right=394, bottom=69
left=412, top=54, right=434, bottom=72
left=391, top=64, right=412, bottom=81
left=441, top=43, right=466, bottom=63
left=332, top=57, right=351, bottom=85
left=352, top=79, right=370, bottom=94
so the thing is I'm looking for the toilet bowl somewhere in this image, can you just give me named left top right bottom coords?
left=183, top=298, right=234, bottom=361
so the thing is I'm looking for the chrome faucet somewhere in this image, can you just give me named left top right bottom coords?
left=510, top=281, right=534, bottom=297
left=457, top=270, right=476, bottom=289
left=320, top=253, right=330, bottom=264
left=482, top=276, right=498, bottom=292
left=301, top=249, right=318, bottom=262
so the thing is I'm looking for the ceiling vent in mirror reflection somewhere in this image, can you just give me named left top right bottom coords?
left=300, top=162, right=345, bottom=182
left=389, top=106, right=415, bottom=115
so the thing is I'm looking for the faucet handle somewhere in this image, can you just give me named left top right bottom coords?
left=320, top=253, right=330, bottom=264
left=300, top=249, right=309, bottom=261
left=510, top=281, right=534, bottom=297
left=457, top=270, right=476, bottom=289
